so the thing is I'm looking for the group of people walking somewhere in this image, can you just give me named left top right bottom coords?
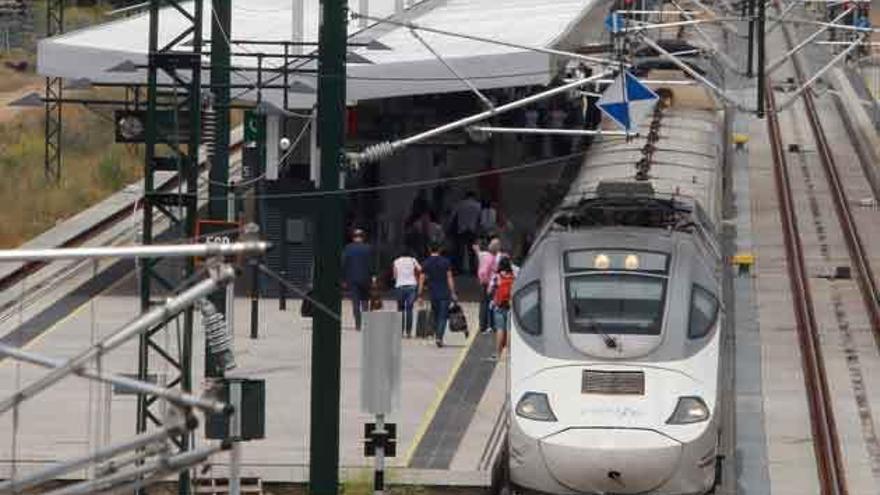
left=404, top=185, right=514, bottom=277
left=342, top=228, right=517, bottom=357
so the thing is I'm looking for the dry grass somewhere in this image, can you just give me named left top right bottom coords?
left=0, top=63, right=38, bottom=93
left=0, top=2, right=145, bottom=248
left=0, top=104, right=143, bottom=248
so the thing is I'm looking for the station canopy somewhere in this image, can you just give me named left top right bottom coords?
left=37, top=0, right=603, bottom=107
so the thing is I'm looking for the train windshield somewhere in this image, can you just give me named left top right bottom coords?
left=566, top=274, right=666, bottom=335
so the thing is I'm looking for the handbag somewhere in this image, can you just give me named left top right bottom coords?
left=448, top=302, right=469, bottom=335
left=416, top=307, right=434, bottom=338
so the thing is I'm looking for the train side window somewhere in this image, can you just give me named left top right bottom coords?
left=514, top=282, right=541, bottom=335
left=688, top=285, right=719, bottom=339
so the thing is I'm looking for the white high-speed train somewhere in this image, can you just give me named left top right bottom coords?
left=505, top=82, right=725, bottom=494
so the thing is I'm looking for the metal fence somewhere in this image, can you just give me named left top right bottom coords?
left=0, top=0, right=32, bottom=53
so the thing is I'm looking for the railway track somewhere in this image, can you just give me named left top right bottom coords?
left=777, top=4, right=880, bottom=349
left=765, top=82, right=848, bottom=495
left=765, top=3, right=880, bottom=493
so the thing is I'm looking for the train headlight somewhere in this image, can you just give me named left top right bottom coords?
left=624, top=254, right=640, bottom=270
left=515, top=392, right=557, bottom=422
left=666, top=396, right=710, bottom=424
left=594, top=254, right=611, bottom=270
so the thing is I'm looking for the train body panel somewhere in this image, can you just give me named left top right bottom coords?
left=505, top=83, right=725, bottom=495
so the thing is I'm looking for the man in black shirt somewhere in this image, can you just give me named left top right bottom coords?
left=418, top=243, right=458, bottom=347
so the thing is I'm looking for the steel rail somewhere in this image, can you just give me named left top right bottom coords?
left=765, top=84, right=848, bottom=495
left=776, top=3, right=880, bottom=349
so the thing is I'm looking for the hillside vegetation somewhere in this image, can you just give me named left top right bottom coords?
left=0, top=3, right=143, bottom=248
left=0, top=102, right=143, bottom=248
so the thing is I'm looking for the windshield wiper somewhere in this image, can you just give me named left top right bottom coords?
left=586, top=321, right=618, bottom=350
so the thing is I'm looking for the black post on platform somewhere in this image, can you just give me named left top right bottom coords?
left=757, top=0, right=766, bottom=118
left=309, top=0, right=347, bottom=493
left=747, top=0, right=756, bottom=77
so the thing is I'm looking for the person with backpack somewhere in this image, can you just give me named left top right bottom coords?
left=488, top=257, right=516, bottom=360
left=393, top=248, right=421, bottom=337
left=418, top=242, right=458, bottom=348
left=473, top=237, right=505, bottom=334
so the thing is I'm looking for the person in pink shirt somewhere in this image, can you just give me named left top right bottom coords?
left=473, top=237, right=505, bottom=333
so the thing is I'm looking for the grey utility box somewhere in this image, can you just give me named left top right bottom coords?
left=206, top=378, right=266, bottom=441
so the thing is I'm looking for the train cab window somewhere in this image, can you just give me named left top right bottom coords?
left=514, top=282, right=541, bottom=335
left=688, top=285, right=719, bottom=339
left=566, top=274, right=666, bottom=335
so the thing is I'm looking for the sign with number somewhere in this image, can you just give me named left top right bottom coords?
left=195, top=220, right=240, bottom=264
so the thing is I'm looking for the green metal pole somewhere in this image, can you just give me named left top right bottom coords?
left=181, top=2, right=203, bottom=493
left=309, top=0, right=347, bottom=493
left=207, top=0, right=231, bottom=378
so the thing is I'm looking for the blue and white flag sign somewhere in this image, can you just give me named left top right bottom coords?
left=605, top=12, right=624, bottom=33
left=597, top=71, right=659, bottom=132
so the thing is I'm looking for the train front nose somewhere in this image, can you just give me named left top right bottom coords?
left=539, top=428, right=682, bottom=494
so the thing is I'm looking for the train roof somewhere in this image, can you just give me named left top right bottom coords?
left=556, top=76, right=724, bottom=236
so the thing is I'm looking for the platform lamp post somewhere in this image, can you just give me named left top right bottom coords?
left=310, top=0, right=347, bottom=493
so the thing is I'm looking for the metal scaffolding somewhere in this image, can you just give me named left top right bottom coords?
left=138, top=1, right=205, bottom=494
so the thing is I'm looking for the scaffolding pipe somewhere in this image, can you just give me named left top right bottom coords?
left=469, top=126, right=634, bottom=136
left=0, top=420, right=192, bottom=494
left=0, top=265, right=237, bottom=415
left=767, top=0, right=801, bottom=34
left=43, top=444, right=226, bottom=495
left=770, top=15, right=880, bottom=33
left=409, top=28, right=494, bottom=110
left=348, top=71, right=611, bottom=165
left=638, top=34, right=745, bottom=110
left=94, top=443, right=170, bottom=478
left=0, top=241, right=269, bottom=263
left=621, top=17, right=740, bottom=33
left=776, top=36, right=866, bottom=111
left=688, top=0, right=740, bottom=34
left=668, top=0, right=740, bottom=71
left=766, top=7, right=854, bottom=75
left=0, top=342, right=228, bottom=414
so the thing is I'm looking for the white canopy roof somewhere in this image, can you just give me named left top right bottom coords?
left=38, top=0, right=605, bottom=106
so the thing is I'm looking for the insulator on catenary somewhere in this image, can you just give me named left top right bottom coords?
left=201, top=299, right=236, bottom=372
left=202, top=109, right=217, bottom=162
left=348, top=141, right=397, bottom=166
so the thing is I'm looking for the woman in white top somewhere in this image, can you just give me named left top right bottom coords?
left=393, top=249, right=422, bottom=337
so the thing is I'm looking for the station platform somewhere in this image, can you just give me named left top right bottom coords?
left=0, top=283, right=507, bottom=485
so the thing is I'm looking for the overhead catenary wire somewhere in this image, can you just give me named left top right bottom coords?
left=102, top=148, right=589, bottom=203
left=348, top=71, right=612, bottom=165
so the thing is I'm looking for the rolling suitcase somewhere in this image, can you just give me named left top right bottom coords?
left=415, top=308, right=433, bottom=338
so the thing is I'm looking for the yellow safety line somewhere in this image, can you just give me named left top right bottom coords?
left=402, top=324, right=479, bottom=466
